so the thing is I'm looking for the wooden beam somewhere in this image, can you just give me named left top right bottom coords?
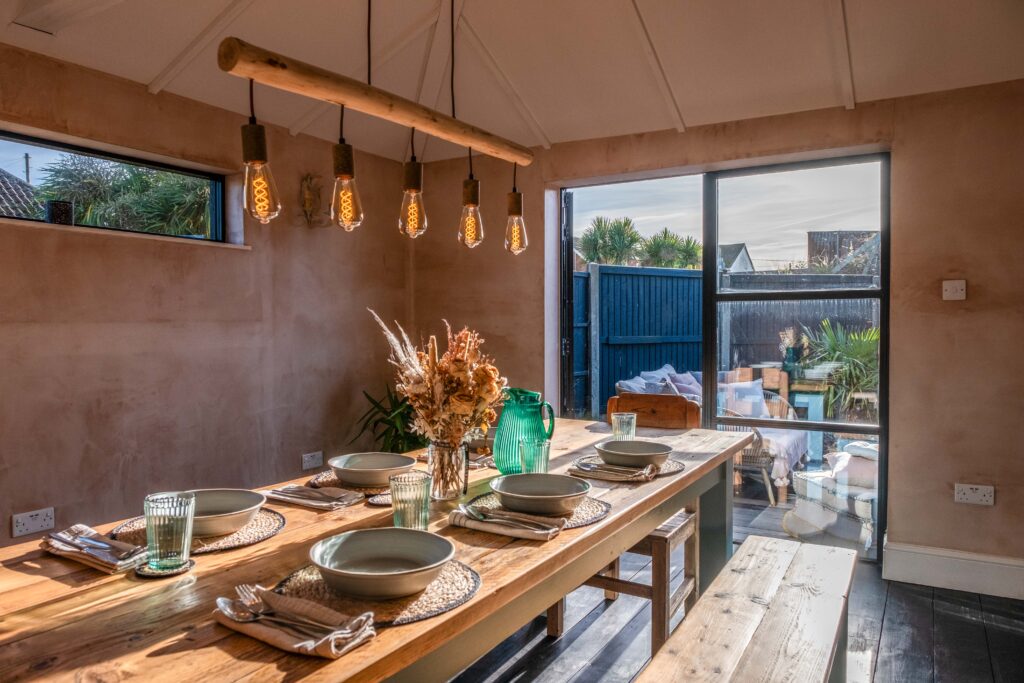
left=218, top=36, right=533, bottom=166
left=12, top=0, right=126, bottom=34
left=827, top=0, right=857, bottom=110
left=461, top=15, right=552, bottom=149
left=148, top=0, right=256, bottom=94
left=629, top=0, right=686, bottom=132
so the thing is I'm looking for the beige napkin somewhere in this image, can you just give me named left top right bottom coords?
left=214, top=587, right=375, bottom=659
left=264, top=485, right=364, bottom=510
left=41, top=525, right=146, bottom=574
left=568, top=464, right=658, bottom=482
left=448, top=509, right=567, bottom=541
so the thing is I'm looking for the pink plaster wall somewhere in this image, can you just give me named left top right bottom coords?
left=416, top=80, right=1024, bottom=560
left=0, top=45, right=410, bottom=544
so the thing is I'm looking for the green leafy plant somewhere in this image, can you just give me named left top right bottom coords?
left=640, top=228, right=702, bottom=268
left=801, top=320, right=880, bottom=421
left=578, top=216, right=643, bottom=265
left=351, top=386, right=429, bottom=453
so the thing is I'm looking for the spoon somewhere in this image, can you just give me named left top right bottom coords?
left=215, top=597, right=325, bottom=637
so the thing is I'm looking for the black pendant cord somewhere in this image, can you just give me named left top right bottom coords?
left=512, top=162, right=518, bottom=192
left=409, top=127, right=417, bottom=162
left=450, top=0, right=474, bottom=179
left=338, top=105, right=346, bottom=144
left=339, top=0, right=372, bottom=146
left=248, top=78, right=256, bottom=125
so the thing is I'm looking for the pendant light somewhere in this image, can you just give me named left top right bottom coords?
left=241, top=79, right=281, bottom=224
left=330, top=1, right=371, bottom=231
left=449, top=0, right=483, bottom=248
left=399, top=128, right=427, bottom=238
left=504, top=163, right=527, bottom=255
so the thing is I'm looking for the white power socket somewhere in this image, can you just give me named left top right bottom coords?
left=301, top=450, right=324, bottom=470
left=12, top=507, right=55, bottom=537
left=954, top=483, right=994, bottom=506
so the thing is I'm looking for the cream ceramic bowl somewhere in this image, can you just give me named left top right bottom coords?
left=489, top=473, right=590, bottom=516
left=310, top=528, right=455, bottom=599
left=595, top=440, right=673, bottom=467
left=328, top=452, right=417, bottom=487
left=188, top=488, right=266, bottom=537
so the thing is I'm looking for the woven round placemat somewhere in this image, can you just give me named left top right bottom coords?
left=274, top=560, right=480, bottom=626
left=111, top=508, right=285, bottom=554
left=135, top=559, right=195, bottom=579
left=467, top=493, right=611, bottom=529
left=307, top=470, right=389, bottom=495
left=572, top=455, right=686, bottom=477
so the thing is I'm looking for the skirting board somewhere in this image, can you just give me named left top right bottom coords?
left=883, top=540, right=1024, bottom=600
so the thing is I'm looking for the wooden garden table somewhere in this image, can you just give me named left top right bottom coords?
left=0, top=419, right=750, bottom=682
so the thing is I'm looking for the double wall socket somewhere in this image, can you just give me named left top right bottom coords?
left=12, top=507, right=55, bottom=537
left=954, top=483, right=994, bottom=506
left=302, top=450, right=324, bottom=470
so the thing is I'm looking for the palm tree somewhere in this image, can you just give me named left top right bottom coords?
left=640, top=229, right=703, bottom=268
left=578, top=216, right=644, bottom=265
left=677, top=235, right=702, bottom=268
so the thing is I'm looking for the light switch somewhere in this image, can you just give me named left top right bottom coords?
left=942, top=279, right=966, bottom=301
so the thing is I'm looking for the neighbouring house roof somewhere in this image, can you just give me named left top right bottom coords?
left=719, top=243, right=754, bottom=272
left=0, top=167, right=41, bottom=219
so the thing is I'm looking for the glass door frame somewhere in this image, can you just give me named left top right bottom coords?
left=701, top=152, right=890, bottom=563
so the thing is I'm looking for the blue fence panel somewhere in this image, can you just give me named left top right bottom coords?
left=571, top=273, right=590, bottom=416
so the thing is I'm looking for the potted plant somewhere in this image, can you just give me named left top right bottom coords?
left=800, top=320, right=880, bottom=422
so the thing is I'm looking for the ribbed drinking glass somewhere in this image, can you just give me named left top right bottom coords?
left=519, top=438, right=551, bottom=473
left=611, top=412, right=637, bottom=440
left=144, top=491, right=195, bottom=571
left=390, top=471, right=431, bottom=530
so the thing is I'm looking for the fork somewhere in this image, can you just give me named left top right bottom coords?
left=235, top=584, right=337, bottom=630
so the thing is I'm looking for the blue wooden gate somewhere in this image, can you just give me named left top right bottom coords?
left=585, top=265, right=703, bottom=416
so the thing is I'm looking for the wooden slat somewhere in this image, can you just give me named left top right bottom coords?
left=0, top=420, right=750, bottom=682
left=875, top=582, right=934, bottom=682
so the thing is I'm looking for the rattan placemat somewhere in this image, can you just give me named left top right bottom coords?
left=274, top=560, right=480, bottom=626
left=366, top=493, right=392, bottom=506
left=572, top=455, right=685, bottom=477
left=307, top=470, right=389, bottom=495
left=111, top=508, right=285, bottom=554
left=466, top=493, right=611, bottom=529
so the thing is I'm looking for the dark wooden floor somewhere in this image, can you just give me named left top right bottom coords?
left=455, top=541, right=1024, bottom=682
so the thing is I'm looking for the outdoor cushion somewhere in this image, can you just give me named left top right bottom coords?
left=640, top=364, right=676, bottom=383
left=792, top=469, right=876, bottom=523
left=718, top=379, right=770, bottom=418
left=669, top=371, right=702, bottom=397
left=826, top=451, right=878, bottom=489
left=844, top=441, right=879, bottom=460
left=616, top=377, right=647, bottom=395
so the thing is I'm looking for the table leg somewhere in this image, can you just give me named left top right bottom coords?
left=698, top=458, right=733, bottom=595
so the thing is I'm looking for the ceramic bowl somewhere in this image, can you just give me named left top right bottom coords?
left=489, top=473, right=590, bottom=516
left=309, top=528, right=455, bottom=599
left=595, top=439, right=673, bottom=467
left=188, top=488, right=266, bottom=537
left=328, top=452, right=417, bottom=487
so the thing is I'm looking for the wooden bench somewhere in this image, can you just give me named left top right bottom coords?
left=637, top=536, right=857, bottom=683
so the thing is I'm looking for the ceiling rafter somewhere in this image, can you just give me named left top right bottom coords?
left=827, top=0, right=857, bottom=109
left=12, top=0, right=127, bottom=35
left=628, top=0, right=686, bottom=132
left=287, top=0, right=443, bottom=137
left=147, top=0, right=256, bottom=95
left=460, top=15, right=552, bottom=149
left=408, top=0, right=465, bottom=161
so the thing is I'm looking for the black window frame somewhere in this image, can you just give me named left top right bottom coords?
left=701, top=151, right=890, bottom=562
left=0, top=130, right=226, bottom=242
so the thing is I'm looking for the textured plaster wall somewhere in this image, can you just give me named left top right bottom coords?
left=417, top=80, right=1024, bottom=560
left=0, top=45, right=409, bottom=544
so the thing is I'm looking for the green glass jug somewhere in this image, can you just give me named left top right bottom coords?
left=492, top=388, right=555, bottom=474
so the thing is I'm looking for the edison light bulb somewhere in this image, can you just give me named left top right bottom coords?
left=505, top=215, right=528, bottom=254
left=331, top=177, right=364, bottom=231
left=243, top=162, right=281, bottom=224
left=399, top=190, right=428, bottom=238
left=458, top=206, right=484, bottom=248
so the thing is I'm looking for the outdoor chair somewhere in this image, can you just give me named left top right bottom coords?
left=548, top=393, right=701, bottom=655
left=720, top=390, right=800, bottom=506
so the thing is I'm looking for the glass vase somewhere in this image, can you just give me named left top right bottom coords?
left=427, top=441, right=468, bottom=501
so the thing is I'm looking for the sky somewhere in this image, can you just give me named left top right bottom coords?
left=0, top=139, right=64, bottom=185
left=570, top=161, right=881, bottom=269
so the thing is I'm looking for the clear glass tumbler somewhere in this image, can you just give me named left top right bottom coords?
left=390, top=470, right=431, bottom=530
left=144, top=491, right=195, bottom=571
left=611, top=412, right=637, bottom=440
left=519, top=438, right=551, bottom=473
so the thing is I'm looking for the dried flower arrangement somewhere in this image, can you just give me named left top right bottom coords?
left=778, top=327, right=798, bottom=354
left=372, top=310, right=507, bottom=498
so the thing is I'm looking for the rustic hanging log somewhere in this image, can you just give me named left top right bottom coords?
left=218, top=37, right=535, bottom=166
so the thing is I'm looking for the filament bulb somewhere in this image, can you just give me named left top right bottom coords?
left=399, top=191, right=428, bottom=238
left=331, top=177, right=364, bottom=231
left=458, top=205, right=484, bottom=248
left=243, top=162, right=281, bottom=225
left=505, top=215, right=528, bottom=255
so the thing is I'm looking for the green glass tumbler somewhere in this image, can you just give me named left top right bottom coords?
left=144, top=491, right=195, bottom=571
left=390, top=471, right=431, bottom=530
left=519, top=438, right=551, bottom=473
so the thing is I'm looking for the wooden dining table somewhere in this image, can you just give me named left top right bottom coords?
left=0, top=419, right=751, bottom=682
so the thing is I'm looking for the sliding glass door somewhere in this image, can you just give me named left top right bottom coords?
left=702, top=155, right=889, bottom=560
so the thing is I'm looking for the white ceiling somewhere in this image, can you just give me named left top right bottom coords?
left=1, top=0, right=1022, bottom=162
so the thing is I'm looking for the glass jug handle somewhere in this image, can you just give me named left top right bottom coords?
left=541, top=402, right=555, bottom=438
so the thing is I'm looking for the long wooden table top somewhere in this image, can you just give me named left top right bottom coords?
left=0, top=419, right=751, bottom=682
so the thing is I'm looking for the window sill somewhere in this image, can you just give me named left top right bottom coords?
left=0, top=216, right=251, bottom=251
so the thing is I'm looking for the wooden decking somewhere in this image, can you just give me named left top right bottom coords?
left=458, top=542, right=1024, bottom=682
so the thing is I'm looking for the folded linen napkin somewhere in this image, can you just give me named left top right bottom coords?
left=264, top=485, right=364, bottom=510
left=42, top=524, right=146, bottom=574
left=567, top=464, right=658, bottom=483
left=448, top=509, right=567, bottom=541
left=214, top=586, right=375, bottom=658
